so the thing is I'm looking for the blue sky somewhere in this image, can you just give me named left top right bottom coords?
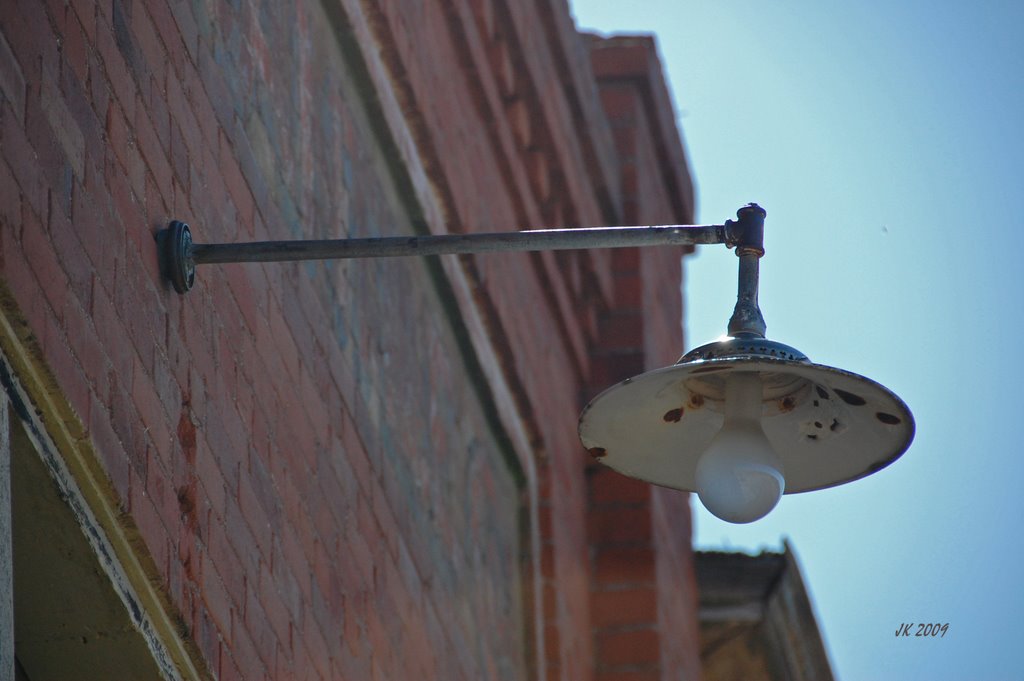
left=571, top=2, right=1024, bottom=679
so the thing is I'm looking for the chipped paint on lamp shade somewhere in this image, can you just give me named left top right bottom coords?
left=578, top=357, right=915, bottom=494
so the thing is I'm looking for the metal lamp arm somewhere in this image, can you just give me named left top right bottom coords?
left=156, top=204, right=766, bottom=295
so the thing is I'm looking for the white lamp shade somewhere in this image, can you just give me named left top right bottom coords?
left=578, top=357, right=914, bottom=494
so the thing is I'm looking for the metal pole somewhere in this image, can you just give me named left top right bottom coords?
left=156, top=205, right=765, bottom=294
left=727, top=253, right=768, bottom=338
left=159, top=222, right=737, bottom=294
left=726, top=204, right=768, bottom=338
left=193, top=224, right=730, bottom=263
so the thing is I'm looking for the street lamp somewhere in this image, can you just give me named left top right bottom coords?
left=157, top=204, right=914, bottom=523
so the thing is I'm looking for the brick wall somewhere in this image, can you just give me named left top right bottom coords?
left=584, top=36, right=701, bottom=681
left=0, top=0, right=700, bottom=679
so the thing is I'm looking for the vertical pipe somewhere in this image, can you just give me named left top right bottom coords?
left=726, top=204, right=768, bottom=338
left=727, top=252, right=768, bottom=337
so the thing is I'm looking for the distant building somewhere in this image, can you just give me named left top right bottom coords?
left=697, top=542, right=835, bottom=681
left=0, top=0, right=711, bottom=678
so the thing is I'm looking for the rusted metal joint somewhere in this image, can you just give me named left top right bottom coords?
left=725, top=203, right=766, bottom=257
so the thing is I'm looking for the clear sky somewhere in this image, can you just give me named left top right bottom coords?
left=571, top=1, right=1024, bottom=679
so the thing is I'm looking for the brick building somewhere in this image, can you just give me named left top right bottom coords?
left=0, top=0, right=704, bottom=679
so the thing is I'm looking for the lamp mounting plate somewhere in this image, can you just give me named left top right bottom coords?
left=157, top=221, right=195, bottom=294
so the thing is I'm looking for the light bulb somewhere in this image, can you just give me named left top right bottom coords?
left=695, top=372, right=784, bottom=523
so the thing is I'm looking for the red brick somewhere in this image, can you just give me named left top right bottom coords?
left=129, top=475, right=171, bottom=558
left=589, top=467, right=650, bottom=506
left=93, top=5, right=136, bottom=118
left=128, top=1, right=166, bottom=81
left=200, top=560, right=236, bottom=641
left=0, top=160, right=21, bottom=234
left=113, top=265, right=161, bottom=373
left=301, top=612, right=333, bottom=681
left=192, top=605, right=222, bottom=680
left=166, top=1, right=200, bottom=65
left=217, top=656, right=244, bottom=681
left=593, top=546, right=656, bottom=586
left=369, top=478, right=402, bottom=560
left=108, top=155, right=146, bottom=244
left=131, top=358, right=173, bottom=454
left=0, top=30, right=27, bottom=123
left=240, top=590, right=280, bottom=674
left=595, top=627, right=659, bottom=668
left=217, top=132, right=254, bottom=231
left=274, top=642, right=297, bottom=681
left=134, top=102, right=173, bottom=210
left=106, top=99, right=146, bottom=198
left=613, top=270, right=643, bottom=308
left=144, top=73, right=172, bottom=158
left=89, top=284, right=134, bottom=383
left=182, top=59, right=219, bottom=151
left=22, top=213, right=68, bottom=318
left=340, top=515, right=375, bottom=588
left=591, top=588, right=657, bottom=630
left=164, top=67, right=199, bottom=149
left=42, top=0, right=68, bottom=31
left=61, top=294, right=108, bottom=404
left=144, top=445, right=179, bottom=529
left=39, top=311, right=93, bottom=431
left=60, top=9, right=90, bottom=87
left=11, top=0, right=57, bottom=82
left=1, top=94, right=47, bottom=218
left=224, top=621, right=270, bottom=681
left=87, top=392, right=131, bottom=497
left=257, top=566, right=295, bottom=660
left=598, top=310, right=643, bottom=350
left=194, top=438, right=229, bottom=520
left=208, top=510, right=256, bottom=595
left=107, top=368, right=144, bottom=468
left=69, top=0, right=97, bottom=43
left=309, top=540, right=341, bottom=620
left=595, top=671, right=659, bottom=681
left=588, top=506, right=652, bottom=544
